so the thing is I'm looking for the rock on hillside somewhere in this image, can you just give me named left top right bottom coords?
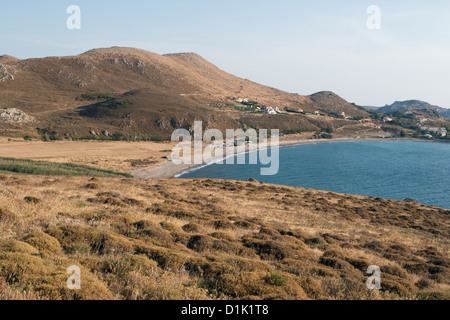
left=0, top=108, right=35, bottom=124
left=0, top=63, right=15, bottom=82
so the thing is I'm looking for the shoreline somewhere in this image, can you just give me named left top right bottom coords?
left=132, top=136, right=445, bottom=179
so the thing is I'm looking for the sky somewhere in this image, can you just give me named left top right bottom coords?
left=1, top=0, right=450, bottom=108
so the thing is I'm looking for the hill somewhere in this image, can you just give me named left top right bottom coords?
left=0, top=47, right=369, bottom=139
left=0, top=174, right=448, bottom=300
left=377, top=100, right=450, bottom=119
left=362, top=106, right=380, bottom=111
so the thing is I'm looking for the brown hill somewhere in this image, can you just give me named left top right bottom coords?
left=0, top=47, right=369, bottom=138
left=0, top=174, right=448, bottom=300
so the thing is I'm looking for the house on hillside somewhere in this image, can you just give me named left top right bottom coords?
left=420, top=126, right=447, bottom=137
left=383, top=117, right=393, bottom=122
left=262, top=106, right=278, bottom=115
left=314, top=110, right=320, bottom=116
left=233, top=98, right=249, bottom=104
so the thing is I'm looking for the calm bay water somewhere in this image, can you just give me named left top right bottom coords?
left=179, top=141, right=450, bottom=209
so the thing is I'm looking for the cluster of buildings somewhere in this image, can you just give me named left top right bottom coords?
left=262, top=106, right=281, bottom=115
left=420, top=126, right=447, bottom=137
left=232, top=98, right=284, bottom=115
left=233, top=98, right=249, bottom=104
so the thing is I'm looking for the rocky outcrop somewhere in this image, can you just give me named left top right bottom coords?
left=0, top=64, right=15, bottom=82
left=0, top=108, right=35, bottom=124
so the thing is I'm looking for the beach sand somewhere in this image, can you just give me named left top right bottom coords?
left=1, top=134, right=433, bottom=179
left=131, top=137, right=362, bottom=179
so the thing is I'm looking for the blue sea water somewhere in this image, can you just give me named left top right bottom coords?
left=179, top=141, right=450, bottom=209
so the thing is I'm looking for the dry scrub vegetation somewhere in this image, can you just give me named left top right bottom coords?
left=0, top=174, right=449, bottom=300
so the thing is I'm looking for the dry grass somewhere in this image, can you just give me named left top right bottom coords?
left=0, top=174, right=448, bottom=300
left=0, top=140, right=174, bottom=172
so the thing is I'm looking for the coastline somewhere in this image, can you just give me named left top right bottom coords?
left=132, top=136, right=439, bottom=179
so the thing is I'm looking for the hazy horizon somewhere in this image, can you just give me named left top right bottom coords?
left=2, top=0, right=450, bottom=108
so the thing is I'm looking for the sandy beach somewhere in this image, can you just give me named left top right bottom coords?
left=1, top=135, right=442, bottom=179
left=131, top=137, right=368, bottom=179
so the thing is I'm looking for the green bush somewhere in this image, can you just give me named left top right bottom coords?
left=108, top=100, right=131, bottom=110
left=282, top=128, right=310, bottom=135
left=320, top=133, right=333, bottom=139
left=263, top=273, right=289, bottom=287
left=49, top=135, right=61, bottom=141
left=112, top=132, right=129, bottom=141
left=0, top=157, right=133, bottom=177
left=79, top=92, right=116, bottom=101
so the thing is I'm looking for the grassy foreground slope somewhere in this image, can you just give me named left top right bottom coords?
left=0, top=174, right=448, bottom=300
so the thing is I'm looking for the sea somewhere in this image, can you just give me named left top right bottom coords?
left=178, top=140, right=450, bottom=209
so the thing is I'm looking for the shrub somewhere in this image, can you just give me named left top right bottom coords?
left=108, top=100, right=131, bottom=110
left=0, top=207, right=17, bottom=223
left=182, top=223, right=200, bottom=233
left=79, top=92, right=116, bottom=101
left=0, top=157, right=133, bottom=177
left=187, top=235, right=214, bottom=253
left=320, top=133, right=333, bottom=139
left=263, top=273, right=289, bottom=287
left=243, top=238, right=296, bottom=260
left=160, top=221, right=182, bottom=233
left=24, top=196, right=40, bottom=204
left=213, top=273, right=263, bottom=298
left=85, top=183, right=100, bottom=190
left=23, top=231, right=63, bottom=257
left=112, top=132, right=128, bottom=141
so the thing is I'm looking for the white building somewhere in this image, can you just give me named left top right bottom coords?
left=420, top=126, right=447, bottom=137
left=262, top=107, right=278, bottom=115
left=233, top=98, right=249, bottom=104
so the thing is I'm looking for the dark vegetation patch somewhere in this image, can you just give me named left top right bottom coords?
left=0, top=157, right=133, bottom=178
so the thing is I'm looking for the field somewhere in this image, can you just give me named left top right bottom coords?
left=0, top=140, right=174, bottom=172
left=0, top=174, right=448, bottom=300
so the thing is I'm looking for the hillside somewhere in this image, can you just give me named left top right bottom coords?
left=377, top=100, right=450, bottom=119
left=0, top=47, right=369, bottom=139
left=0, top=174, right=448, bottom=300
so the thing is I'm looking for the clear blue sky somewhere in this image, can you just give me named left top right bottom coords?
left=1, top=0, right=450, bottom=107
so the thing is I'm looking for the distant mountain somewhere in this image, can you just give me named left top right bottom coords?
left=362, top=106, right=380, bottom=111
left=377, top=100, right=450, bottom=119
